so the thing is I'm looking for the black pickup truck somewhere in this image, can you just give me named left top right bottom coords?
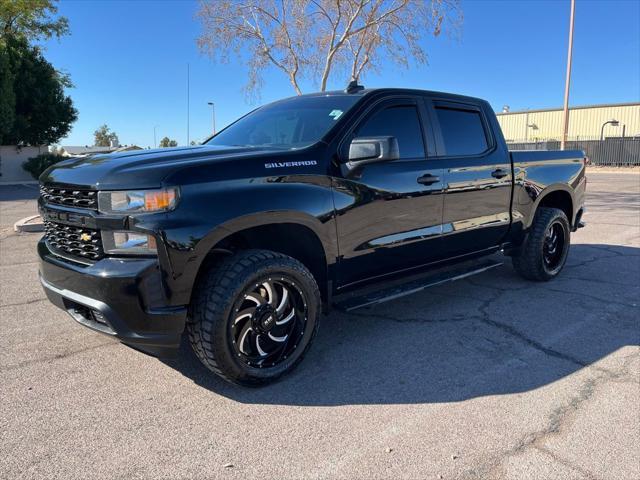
left=38, top=86, right=586, bottom=385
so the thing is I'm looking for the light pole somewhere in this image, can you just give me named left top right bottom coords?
left=207, top=102, right=216, bottom=135
left=153, top=125, right=159, bottom=148
left=187, top=63, right=190, bottom=145
left=600, top=119, right=619, bottom=142
left=561, top=0, right=576, bottom=150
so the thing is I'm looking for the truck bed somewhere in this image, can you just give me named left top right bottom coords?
left=509, top=149, right=585, bottom=164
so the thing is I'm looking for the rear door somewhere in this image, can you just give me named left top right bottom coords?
left=429, top=99, right=512, bottom=257
left=332, top=96, right=445, bottom=288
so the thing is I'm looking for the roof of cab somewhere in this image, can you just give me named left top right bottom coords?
left=297, top=87, right=487, bottom=105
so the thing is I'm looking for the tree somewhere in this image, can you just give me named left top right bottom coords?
left=159, top=137, right=178, bottom=148
left=0, top=42, right=15, bottom=137
left=93, top=124, right=119, bottom=147
left=22, top=151, right=63, bottom=179
left=196, top=0, right=460, bottom=97
left=0, top=0, right=69, bottom=42
left=0, top=1, right=75, bottom=146
left=0, top=36, right=77, bottom=145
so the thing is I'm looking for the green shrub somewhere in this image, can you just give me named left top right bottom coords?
left=22, top=153, right=64, bottom=180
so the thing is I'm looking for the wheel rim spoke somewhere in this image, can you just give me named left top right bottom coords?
left=276, top=306, right=295, bottom=325
left=238, top=324, right=253, bottom=355
left=268, top=332, right=288, bottom=342
left=233, top=308, right=255, bottom=325
left=255, top=334, right=268, bottom=356
left=259, top=281, right=273, bottom=305
left=261, top=280, right=279, bottom=308
left=276, top=286, right=289, bottom=314
left=245, top=293, right=264, bottom=306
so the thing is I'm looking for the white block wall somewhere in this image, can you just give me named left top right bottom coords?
left=0, top=146, right=47, bottom=184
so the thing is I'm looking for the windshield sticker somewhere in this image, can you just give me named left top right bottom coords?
left=265, top=160, right=318, bottom=169
left=329, top=109, right=343, bottom=120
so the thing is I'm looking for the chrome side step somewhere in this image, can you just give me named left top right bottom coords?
left=333, top=260, right=503, bottom=312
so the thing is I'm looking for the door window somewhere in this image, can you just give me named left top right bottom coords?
left=356, top=105, right=425, bottom=159
left=435, top=107, right=489, bottom=156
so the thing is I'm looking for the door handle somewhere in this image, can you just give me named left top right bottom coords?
left=491, top=168, right=509, bottom=179
left=417, top=174, right=440, bottom=186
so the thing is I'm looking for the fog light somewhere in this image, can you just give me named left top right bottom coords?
left=101, top=231, right=157, bottom=255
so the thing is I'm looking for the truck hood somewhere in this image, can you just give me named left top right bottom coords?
left=40, top=145, right=294, bottom=189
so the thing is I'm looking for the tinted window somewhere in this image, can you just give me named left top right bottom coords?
left=357, top=105, right=425, bottom=159
left=435, top=107, right=489, bottom=156
left=206, top=95, right=360, bottom=149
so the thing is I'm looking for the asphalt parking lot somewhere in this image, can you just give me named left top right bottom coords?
left=1, top=172, right=638, bottom=480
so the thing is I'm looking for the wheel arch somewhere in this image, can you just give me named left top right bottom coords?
left=190, top=212, right=333, bottom=305
left=528, top=185, right=575, bottom=228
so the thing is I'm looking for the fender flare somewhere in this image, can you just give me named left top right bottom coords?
left=194, top=210, right=335, bottom=260
left=525, top=183, right=576, bottom=229
left=170, top=210, right=337, bottom=305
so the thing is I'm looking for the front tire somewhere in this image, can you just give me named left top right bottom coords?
left=512, top=207, right=571, bottom=281
left=187, top=249, right=320, bottom=386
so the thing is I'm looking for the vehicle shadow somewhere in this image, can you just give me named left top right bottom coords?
left=162, top=243, right=639, bottom=405
left=0, top=184, right=40, bottom=202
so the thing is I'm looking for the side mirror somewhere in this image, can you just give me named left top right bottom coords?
left=346, top=136, right=400, bottom=169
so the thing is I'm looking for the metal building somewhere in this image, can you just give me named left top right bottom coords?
left=495, top=102, right=640, bottom=166
left=496, top=102, right=640, bottom=142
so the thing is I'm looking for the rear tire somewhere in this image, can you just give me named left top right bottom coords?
left=512, top=207, right=571, bottom=281
left=187, top=249, right=320, bottom=386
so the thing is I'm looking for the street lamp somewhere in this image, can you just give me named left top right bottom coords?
left=600, top=119, right=619, bottom=142
left=207, top=102, right=216, bottom=135
left=561, top=0, right=576, bottom=150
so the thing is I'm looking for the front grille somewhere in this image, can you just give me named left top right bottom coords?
left=44, top=221, right=104, bottom=261
left=40, top=185, right=98, bottom=209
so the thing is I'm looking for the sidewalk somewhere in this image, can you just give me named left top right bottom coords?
left=0, top=184, right=40, bottom=236
left=587, top=166, right=639, bottom=174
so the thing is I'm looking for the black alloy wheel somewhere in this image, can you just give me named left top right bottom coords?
left=188, top=249, right=320, bottom=386
left=230, top=276, right=308, bottom=368
left=512, top=207, right=571, bottom=281
left=542, top=221, right=566, bottom=271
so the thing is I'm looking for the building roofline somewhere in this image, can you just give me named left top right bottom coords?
left=496, top=101, right=640, bottom=115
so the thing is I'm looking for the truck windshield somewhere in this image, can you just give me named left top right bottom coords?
left=205, top=95, right=361, bottom=149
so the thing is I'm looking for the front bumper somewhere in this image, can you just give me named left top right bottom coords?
left=38, top=239, right=187, bottom=357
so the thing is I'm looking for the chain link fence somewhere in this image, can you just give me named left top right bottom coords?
left=506, top=136, right=640, bottom=166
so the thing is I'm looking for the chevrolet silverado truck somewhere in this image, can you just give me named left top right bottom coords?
left=38, top=86, right=586, bottom=386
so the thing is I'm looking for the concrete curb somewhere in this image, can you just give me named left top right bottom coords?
left=14, top=215, right=44, bottom=233
left=586, top=167, right=639, bottom=174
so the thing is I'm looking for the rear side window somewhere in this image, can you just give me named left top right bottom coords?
left=357, top=105, right=425, bottom=159
left=435, top=107, right=489, bottom=156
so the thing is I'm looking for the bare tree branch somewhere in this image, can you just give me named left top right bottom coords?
left=319, top=0, right=366, bottom=91
left=196, top=0, right=461, bottom=97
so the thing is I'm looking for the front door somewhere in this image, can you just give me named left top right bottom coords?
left=332, top=97, right=445, bottom=288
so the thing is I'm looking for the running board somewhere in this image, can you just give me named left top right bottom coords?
left=333, top=260, right=503, bottom=312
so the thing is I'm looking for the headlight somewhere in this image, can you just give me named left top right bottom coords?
left=97, top=187, right=178, bottom=214
left=101, top=231, right=157, bottom=255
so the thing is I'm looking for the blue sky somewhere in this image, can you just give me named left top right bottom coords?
left=42, top=0, right=640, bottom=148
